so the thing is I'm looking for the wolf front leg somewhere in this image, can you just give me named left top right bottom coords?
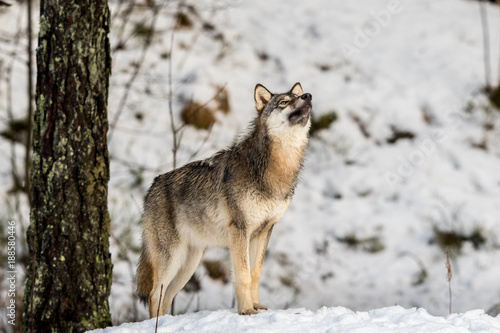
left=249, top=225, right=274, bottom=311
left=229, top=228, right=258, bottom=315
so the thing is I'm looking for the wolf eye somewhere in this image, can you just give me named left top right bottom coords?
left=279, top=100, right=289, bottom=107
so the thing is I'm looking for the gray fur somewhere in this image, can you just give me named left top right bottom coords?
left=136, top=83, right=312, bottom=316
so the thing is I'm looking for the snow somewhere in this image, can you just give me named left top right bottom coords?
left=90, top=307, right=500, bottom=333
left=2, top=0, right=500, bottom=331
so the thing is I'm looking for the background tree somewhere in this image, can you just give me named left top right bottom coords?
left=23, top=0, right=113, bottom=331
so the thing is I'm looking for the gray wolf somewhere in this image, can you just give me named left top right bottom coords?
left=136, top=83, right=312, bottom=317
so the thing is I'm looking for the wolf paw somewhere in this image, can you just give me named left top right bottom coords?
left=239, top=308, right=259, bottom=315
left=253, top=303, right=268, bottom=311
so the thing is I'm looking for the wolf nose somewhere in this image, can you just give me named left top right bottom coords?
left=301, top=93, right=312, bottom=101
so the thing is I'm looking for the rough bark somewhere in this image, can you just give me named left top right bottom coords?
left=23, top=0, right=113, bottom=331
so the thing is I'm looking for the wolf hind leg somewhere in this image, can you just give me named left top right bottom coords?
left=162, top=246, right=205, bottom=314
left=149, top=244, right=188, bottom=318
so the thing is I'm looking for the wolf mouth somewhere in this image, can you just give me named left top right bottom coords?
left=288, top=105, right=311, bottom=126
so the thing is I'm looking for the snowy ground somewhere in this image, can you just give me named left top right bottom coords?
left=106, top=0, right=500, bottom=321
left=2, top=0, right=500, bottom=331
left=90, top=307, right=500, bottom=333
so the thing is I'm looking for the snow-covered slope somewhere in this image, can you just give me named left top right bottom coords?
left=90, top=307, right=500, bottom=333
left=105, top=0, right=500, bottom=320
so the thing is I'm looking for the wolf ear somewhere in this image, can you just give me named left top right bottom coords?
left=254, top=84, right=273, bottom=112
left=290, top=82, right=303, bottom=96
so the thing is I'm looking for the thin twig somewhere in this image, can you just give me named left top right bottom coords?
left=108, top=3, right=161, bottom=142
left=112, top=0, right=138, bottom=50
left=111, top=154, right=169, bottom=173
left=445, top=250, right=452, bottom=314
left=155, top=284, right=163, bottom=333
left=175, top=84, right=228, bottom=165
left=174, top=84, right=227, bottom=133
left=5, top=5, right=24, bottom=217
left=197, top=291, right=200, bottom=312
left=110, top=0, right=126, bottom=27
left=498, top=0, right=500, bottom=87
left=479, top=0, right=491, bottom=91
left=167, top=4, right=178, bottom=169
left=176, top=5, right=204, bottom=71
left=107, top=126, right=172, bottom=137
left=110, top=231, right=139, bottom=322
left=187, top=123, right=214, bottom=162
left=26, top=0, right=34, bottom=205
left=130, top=193, right=143, bottom=215
left=5, top=5, right=24, bottom=137
left=182, top=290, right=197, bottom=314
left=401, top=251, right=428, bottom=286
left=30, top=251, right=36, bottom=333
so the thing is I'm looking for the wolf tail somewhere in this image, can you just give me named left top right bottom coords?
left=136, top=246, right=153, bottom=305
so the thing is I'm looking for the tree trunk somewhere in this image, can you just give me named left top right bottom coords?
left=23, top=0, right=113, bottom=331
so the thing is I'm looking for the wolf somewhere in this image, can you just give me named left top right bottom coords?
left=136, top=82, right=312, bottom=317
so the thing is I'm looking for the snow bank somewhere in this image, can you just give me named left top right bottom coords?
left=90, top=307, right=500, bottom=333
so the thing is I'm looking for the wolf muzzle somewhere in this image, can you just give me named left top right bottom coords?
left=289, top=93, right=312, bottom=126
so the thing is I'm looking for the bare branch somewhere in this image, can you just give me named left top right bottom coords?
left=155, top=284, right=163, bottom=331
left=112, top=0, right=138, bottom=50
left=445, top=250, right=453, bottom=314
left=167, top=3, right=178, bottom=169
left=174, top=84, right=227, bottom=133
left=26, top=0, right=34, bottom=205
left=479, top=0, right=492, bottom=91
left=108, top=3, right=162, bottom=142
left=4, top=5, right=24, bottom=200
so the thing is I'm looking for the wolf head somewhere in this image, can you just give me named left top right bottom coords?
left=254, top=82, right=312, bottom=141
